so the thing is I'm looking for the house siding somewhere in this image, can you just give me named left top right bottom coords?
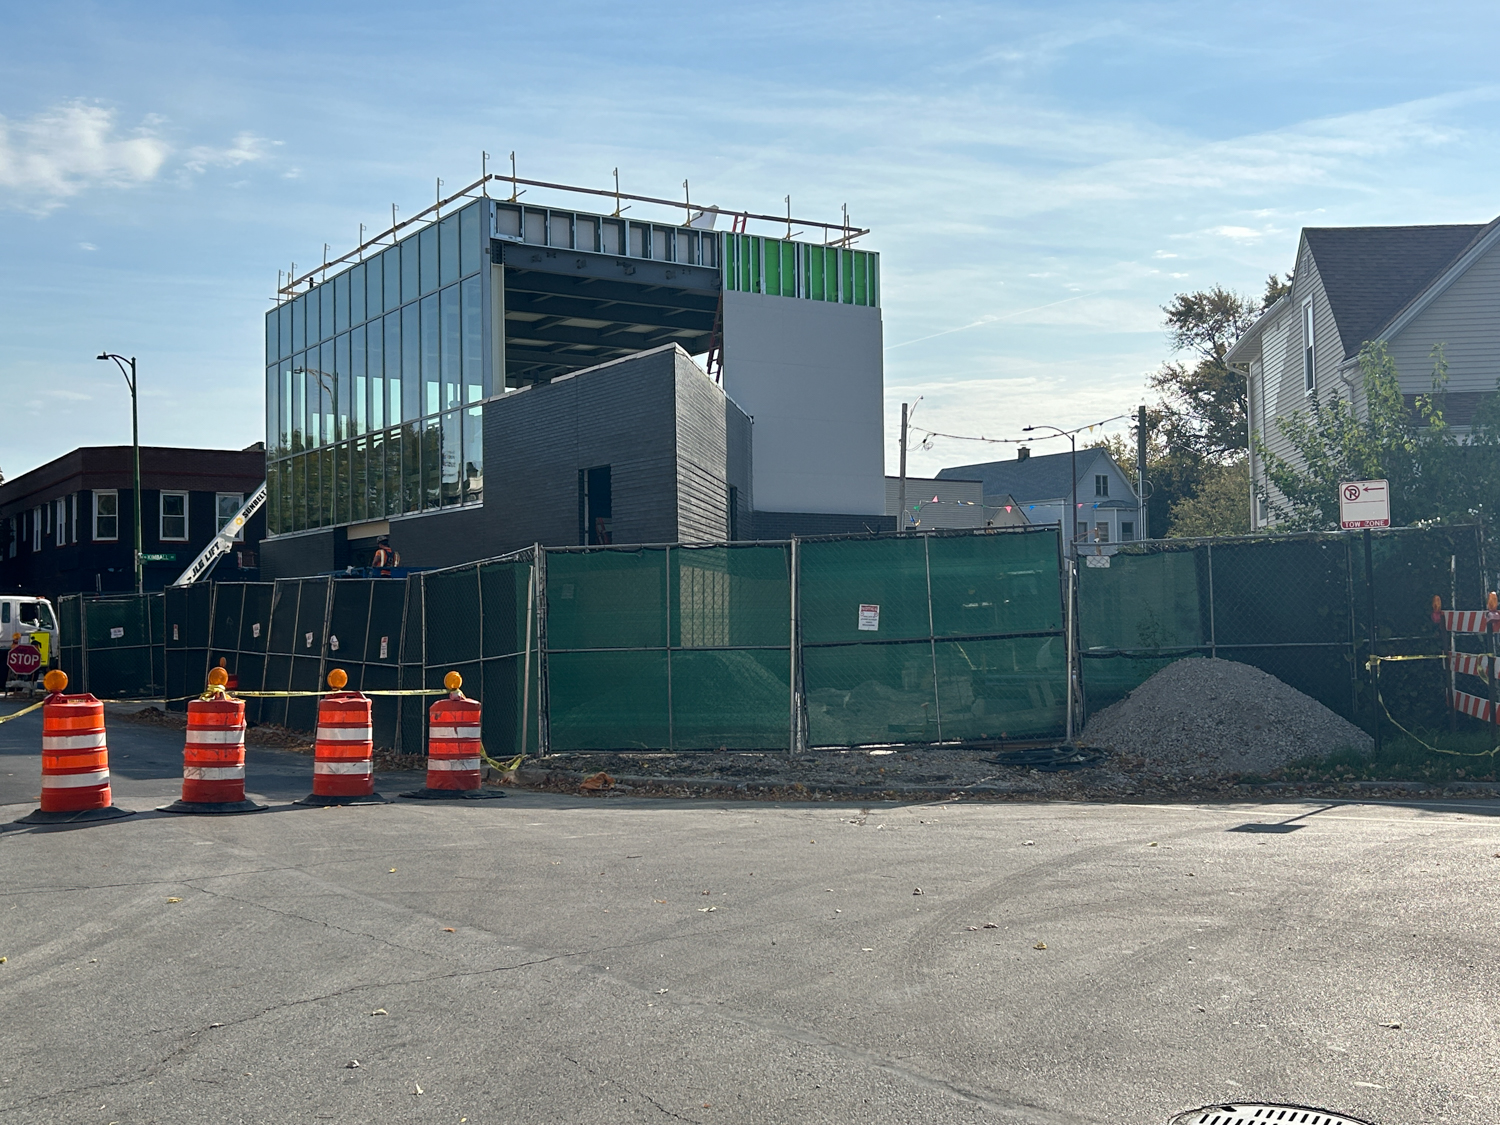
left=1386, top=237, right=1500, bottom=398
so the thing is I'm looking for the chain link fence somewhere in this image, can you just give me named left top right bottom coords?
left=56, top=592, right=165, bottom=698
left=1077, top=525, right=1488, bottom=733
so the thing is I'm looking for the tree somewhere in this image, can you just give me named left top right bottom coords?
left=1167, top=458, right=1251, bottom=537
left=1141, top=273, right=1290, bottom=535
left=1260, top=341, right=1500, bottom=529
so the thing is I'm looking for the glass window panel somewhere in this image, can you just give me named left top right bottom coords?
left=402, top=304, right=421, bottom=420
left=366, top=320, right=383, bottom=429
left=419, top=227, right=438, bottom=295
left=402, top=423, right=422, bottom=512
left=265, top=311, right=277, bottom=363
left=319, top=282, right=334, bottom=341
left=333, top=271, right=349, bottom=334
left=384, top=247, right=401, bottom=312
left=351, top=438, right=367, bottom=524
left=366, top=432, right=384, bottom=519
left=278, top=302, right=291, bottom=360
left=385, top=429, right=403, bottom=517
left=320, top=341, right=335, bottom=445
left=351, top=325, right=367, bottom=436
left=421, top=293, right=440, bottom=415
left=422, top=417, right=442, bottom=509
left=441, top=285, right=461, bottom=410
left=462, top=405, right=483, bottom=504
left=320, top=446, right=334, bottom=527
left=440, top=410, right=461, bottom=507
left=279, top=364, right=292, bottom=455
left=574, top=215, right=597, bottom=254
left=335, top=441, right=351, bottom=526
left=302, top=359, right=320, bottom=448
left=352, top=263, right=367, bottom=327
left=461, top=275, right=484, bottom=403
left=292, top=295, right=306, bottom=352
left=384, top=312, right=401, bottom=422
left=291, top=454, right=306, bottom=532
left=401, top=237, right=420, bottom=304
left=265, top=365, right=278, bottom=454
left=288, top=365, right=301, bottom=453
left=459, top=203, right=481, bottom=276
left=364, top=255, right=381, bottom=320
left=335, top=333, right=351, bottom=441
left=265, top=461, right=280, bottom=536
left=440, top=215, right=460, bottom=286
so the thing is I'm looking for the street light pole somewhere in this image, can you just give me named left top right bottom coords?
left=1022, top=424, right=1079, bottom=556
left=97, top=353, right=143, bottom=595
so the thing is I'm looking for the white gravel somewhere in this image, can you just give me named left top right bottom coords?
left=1079, top=657, right=1373, bottom=778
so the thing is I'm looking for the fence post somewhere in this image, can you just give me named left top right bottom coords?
left=535, top=544, right=550, bottom=756
left=80, top=597, right=91, bottom=695
left=788, top=537, right=800, bottom=759
left=1206, top=541, right=1217, bottom=660
left=665, top=545, right=674, bottom=752
left=1363, top=528, right=1381, bottom=754
left=923, top=534, right=942, bottom=743
left=521, top=552, right=536, bottom=755
left=419, top=572, right=429, bottom=760
left=1065, top=549, right=1076, bottom=745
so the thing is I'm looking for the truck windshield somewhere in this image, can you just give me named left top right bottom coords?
left=20, top=602, right=55, bottom=629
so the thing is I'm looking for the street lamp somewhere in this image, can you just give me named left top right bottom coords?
left=97, top=353, right=143, bottom=595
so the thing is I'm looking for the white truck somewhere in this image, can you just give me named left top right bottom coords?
left=2, top=595, right=60, bottom=691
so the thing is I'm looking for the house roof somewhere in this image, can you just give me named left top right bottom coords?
left=936, top=447, right=1128, bottom=503
left=1302, top=222, right=1490, bottom=359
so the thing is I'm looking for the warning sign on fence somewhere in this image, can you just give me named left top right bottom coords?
left=1339, top=479, right=1390, bottom=529
left=857, top=604, right=880, bottom=631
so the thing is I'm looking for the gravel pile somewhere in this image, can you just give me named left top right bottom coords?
left=1079, top=657, right=1372, bottom=778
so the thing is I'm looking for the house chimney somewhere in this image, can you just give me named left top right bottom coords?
left=1017, top=446, right=1030, bottom=462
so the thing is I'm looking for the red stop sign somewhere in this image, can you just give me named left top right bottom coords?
left=7, top=644, right=41, bottom=679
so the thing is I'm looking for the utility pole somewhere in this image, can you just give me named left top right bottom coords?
left=1137, top=404, right=1149, bottom=540
left=897, top=402, right=908, bottom=533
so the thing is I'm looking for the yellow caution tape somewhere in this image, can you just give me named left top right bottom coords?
left=0, top=699, right=46, bottom=726
left=1374, top=687, right=1499, bottom=759
left=1365, top=654, right=1446, bottom=670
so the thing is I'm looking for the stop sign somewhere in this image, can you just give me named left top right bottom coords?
left=7, top=644, right=41, bottom=679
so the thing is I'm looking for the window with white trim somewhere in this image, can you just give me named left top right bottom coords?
left=216, top=492, right=245, bottom=540
left=160, top=491, right=189, bottom=542
left=1303, top=299, right=1316, bottom=393
left=94, top=490, right=119, bottom=541
left=6, top=516, right=15, bottom=558
left=70, top=494, right=77, bottom=543
left=1094, top=474, right=1109, bottom=497
left=54, top=498, right=66, bottom=547
left=32, top=507, right=42, bottom=551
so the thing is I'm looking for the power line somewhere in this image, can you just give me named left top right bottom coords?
left=909, top=412, right=1132, bottom=447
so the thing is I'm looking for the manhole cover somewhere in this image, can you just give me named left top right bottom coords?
left=1170, top=1105, right=1374, bottom=1125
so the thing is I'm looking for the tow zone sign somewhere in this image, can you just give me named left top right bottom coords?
left=1339, top=480, right=1390, bottom=530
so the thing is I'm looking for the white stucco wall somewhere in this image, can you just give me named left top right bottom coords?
left=720, top=290, right=885, bottom=515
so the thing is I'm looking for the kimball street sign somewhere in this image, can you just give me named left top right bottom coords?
left=1339, top=480, right=1390, bottom=530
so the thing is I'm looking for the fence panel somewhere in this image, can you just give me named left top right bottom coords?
left=78, top=593, right=164, bottom=698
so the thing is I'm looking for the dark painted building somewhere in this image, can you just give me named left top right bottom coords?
left=263, top=345, right=752, bottom=576
left=0, top=445, right=267, bottom=601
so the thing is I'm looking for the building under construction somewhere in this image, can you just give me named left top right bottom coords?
left=261, top=176, right=887, bottom=576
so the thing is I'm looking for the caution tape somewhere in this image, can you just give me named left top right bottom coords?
left=1365, top=654, right=1446, bottom=670
left=0, top=699, right=46, bottom=726
left=1375, top=686, right=1499, bottom=759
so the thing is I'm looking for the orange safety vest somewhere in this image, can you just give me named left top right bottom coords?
left=372, top=545, right=399, bottom=569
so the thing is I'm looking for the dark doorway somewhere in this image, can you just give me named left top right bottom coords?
left=580, top=465, right=613, bottom=545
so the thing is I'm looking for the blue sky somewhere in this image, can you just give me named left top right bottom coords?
left=3, top=0, right=1499, bottom=480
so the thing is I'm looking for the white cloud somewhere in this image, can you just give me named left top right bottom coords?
left=0, top=101, right=166, bottom=208
left=0, top=101, right=271, bottom=211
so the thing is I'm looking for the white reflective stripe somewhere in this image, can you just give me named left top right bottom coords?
left=316, top=726, right=374, bottom=742
left=184, top=766, right=245, bottom=781
left=42, top=732, right=107, bottom=751
left=428, top=757, right=481, bottom=771
left=313, top=761, right=372, bottom=775
left=185, top=728, right=246, bottom=745
left=429, top=726, right=482, bottom=740
left=42, top=769, right=109, bottom=788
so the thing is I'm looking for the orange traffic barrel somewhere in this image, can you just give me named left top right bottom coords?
left=15, top=670, right=134, bottom=825
left=400, top=672, right=506, bottom=801
left=159, top=668, right=268, bottom=815
left=296, top=670, right=388, bottom=806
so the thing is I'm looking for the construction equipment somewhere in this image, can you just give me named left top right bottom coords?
left=171, top=483, right=266, bottom=587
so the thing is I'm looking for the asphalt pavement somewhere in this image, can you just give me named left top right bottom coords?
left=3, top=696, right=1498, bottom=1124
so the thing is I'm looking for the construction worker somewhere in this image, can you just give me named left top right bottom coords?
left=371, top=536, right=400, bottom=575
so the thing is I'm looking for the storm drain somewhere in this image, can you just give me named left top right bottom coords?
left=1170, top=1104, right=1374, bottom=1125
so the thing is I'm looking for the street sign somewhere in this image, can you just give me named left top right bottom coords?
left=7, top=643, right=41, bottom=680
left=1339, top=479, right=1390, bottom=529
left=141, top=553, right=177, bottom=562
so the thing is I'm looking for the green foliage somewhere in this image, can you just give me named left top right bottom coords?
left=1166, top=458, right=1251, bottom=537
left=1260, top=341, right=1500, bottom=529
left=1278, top=729, right=1500, bottom=783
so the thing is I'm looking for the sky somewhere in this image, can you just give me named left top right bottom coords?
left=3, top=0, right=1500, bottom=481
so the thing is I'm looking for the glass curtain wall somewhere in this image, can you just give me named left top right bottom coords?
left=265, top=201, right=488, bottom=536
